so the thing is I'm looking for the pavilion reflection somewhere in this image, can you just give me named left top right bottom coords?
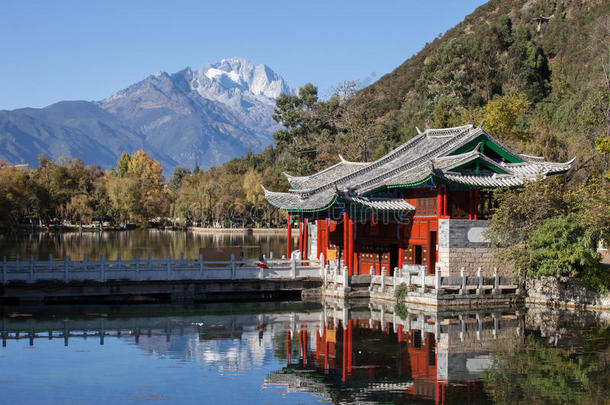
left=268, top=298, right=523, bottom=404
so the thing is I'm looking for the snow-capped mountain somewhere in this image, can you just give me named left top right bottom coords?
left=0, top=58, right=293, bottom=172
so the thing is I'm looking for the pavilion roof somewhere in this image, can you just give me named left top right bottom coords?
left=262, top=124, right=573, bottom=212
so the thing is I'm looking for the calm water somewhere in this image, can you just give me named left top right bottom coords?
left=0, top=229, right=296, bottom=261
left=0, top=301, right=608, bottom=405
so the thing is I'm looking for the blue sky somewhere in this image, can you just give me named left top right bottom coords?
left=0, top=0, right=486, bottom=110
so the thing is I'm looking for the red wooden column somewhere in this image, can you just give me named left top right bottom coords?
left=324, top=219, right=330, bottom=260
left=348, top=218, right=354, bottom=275
left=316, top=220, right=321, bottom=259
left=343, top=211, right=349, bottom=270
left=287, top=214, right=292, bottom=257
left=397, top=324, right=403, bottom=342
left=303, top=218, right=308, bottom=261
left=298, top=220, right=303, bottom=258
left=398, top=247, right=404, bottom=270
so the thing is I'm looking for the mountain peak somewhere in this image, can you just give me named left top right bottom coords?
left=192, top=57, right=292, bottom=100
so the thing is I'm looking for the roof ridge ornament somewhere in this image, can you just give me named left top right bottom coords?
left=416, top=126, right=423, bottom=135
left=478, top=119, right=485, bottom=129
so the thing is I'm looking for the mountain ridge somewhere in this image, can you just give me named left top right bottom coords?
left=0, top=57, right=293, bottom=173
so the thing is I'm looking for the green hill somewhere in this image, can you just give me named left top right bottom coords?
left=170, top=0, right=608, bottom=218
left=346, top=0, right=609, bottom=166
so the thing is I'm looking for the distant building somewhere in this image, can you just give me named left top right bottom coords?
left=263, top=124, right=572, bottom=276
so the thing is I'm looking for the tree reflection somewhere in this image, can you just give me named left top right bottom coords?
left=482, top=326, right=610, bottom=405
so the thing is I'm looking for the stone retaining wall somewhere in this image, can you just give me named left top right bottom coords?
left=526, top=277, right=610, bottom=310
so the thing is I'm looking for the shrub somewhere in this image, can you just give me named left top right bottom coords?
left=526, top=213, right=607, bottom=291
left=395, top=282, right=409, bottom=301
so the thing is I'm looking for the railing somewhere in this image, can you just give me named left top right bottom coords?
left=0, top=253, right=324, bottom=284
left=320, top=262, right=519, bottom=297
left=369, top=265, right=519, bottom=296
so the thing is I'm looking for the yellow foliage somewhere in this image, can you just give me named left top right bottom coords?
left=127, top=150, right=163, bottom=186
left=242, top=169, right=264, bottom=205
left=483, top=93, right=530, bottom=140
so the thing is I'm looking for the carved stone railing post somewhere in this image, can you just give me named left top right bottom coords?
left=476, top=267, right=483, bottom=295
left=459, top=267, right=466, bottom=295
left=319, top=253, right=325, bottom=277
left=343, top=266, right=349, bottom=288
left=493, top=267, right=499, bottom=295
left=290, top=257, right=296, bottom=279
left=381, top=267, right=386, bottom=291
left=369, top=266, right=374, bottom=291
left=419, top=267, right=425, bottom=294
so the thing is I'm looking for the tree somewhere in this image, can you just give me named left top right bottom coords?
left=106, top=151, right=168, bottom=225
left=168, top=167, right=191, bottom=195
left=116, top=152, right=130, bottom=177
left=242, top=169, right=264, bottom=205
left=483, top=93, right=531, bottom=140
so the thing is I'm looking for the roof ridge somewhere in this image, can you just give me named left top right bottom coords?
left=296, top=126, right=476, bottom=197
left=425, top=124, right=474, bottom=137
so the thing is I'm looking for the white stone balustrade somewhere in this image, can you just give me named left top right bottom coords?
left=0, top=254, right=323, bottom=284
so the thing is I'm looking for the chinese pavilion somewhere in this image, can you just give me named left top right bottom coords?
left=262, top=124, right=572, bottom=276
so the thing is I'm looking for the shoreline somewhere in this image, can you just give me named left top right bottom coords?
left=187, top=226, right=296, bottom=235
left=1, top=226, right=296, bottom=235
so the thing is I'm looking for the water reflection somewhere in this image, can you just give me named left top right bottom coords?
left=0, top=229, right=297, bottom=261
left=0, top=301, right=608, bottom=404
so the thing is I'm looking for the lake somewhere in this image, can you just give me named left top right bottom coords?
left=0, top=301, right=608, bottom=404
left=0, top=229, right=295, bottom=261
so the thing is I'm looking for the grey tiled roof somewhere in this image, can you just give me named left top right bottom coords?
left=283, top=155, right=368, bottom=190
left=262, top=125, right=573, bottom=211
left=341, top=195, right=416, bottom=211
